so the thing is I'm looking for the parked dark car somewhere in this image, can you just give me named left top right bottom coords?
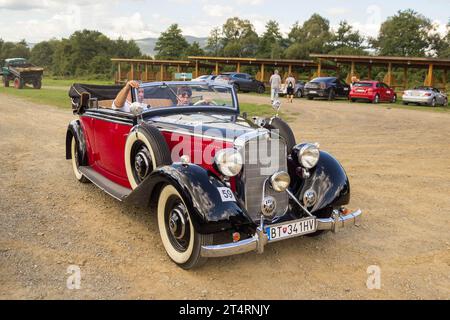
left=304, top=77, right=350, bottom=100
left=279, top=81, right=306, bottom=98
left=216, top=72, right=266, bottom=94
left=66, top=81, right=362, bottom=269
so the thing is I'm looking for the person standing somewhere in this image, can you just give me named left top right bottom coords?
left=285, top=73, right=296, bottom=103
left=269, top=70, right=282, bottom=103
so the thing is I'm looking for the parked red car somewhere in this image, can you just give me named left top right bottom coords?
left=349, top=81, right=397, bottom=104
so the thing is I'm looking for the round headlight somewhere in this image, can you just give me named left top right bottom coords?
left=298, top=143, right=320, bottom=169
left=214, top=148, right=243, bottom=177
left=270, top=172, right=291, bottom=192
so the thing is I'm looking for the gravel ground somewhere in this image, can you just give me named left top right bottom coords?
left=0, top=93, right=449, bottom=300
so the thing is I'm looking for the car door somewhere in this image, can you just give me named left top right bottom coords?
left=89, top=109, right=135, bottom=187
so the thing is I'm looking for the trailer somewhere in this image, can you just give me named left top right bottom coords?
left=1, top=58, right=43, bottom=89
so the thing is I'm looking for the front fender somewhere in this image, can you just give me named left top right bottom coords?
left=291, top=151, right=350, bottom=213
left=125, top=163, right=254, bottom=234
left=65, top=120, right=87, bottom=166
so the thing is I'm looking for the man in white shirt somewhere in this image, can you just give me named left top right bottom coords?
left=269, top=70, right=282, bottom=103
left=112, top=80, right=144, bottom=112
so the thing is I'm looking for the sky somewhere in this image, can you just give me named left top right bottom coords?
left=0, top=0, right=448, bottom=43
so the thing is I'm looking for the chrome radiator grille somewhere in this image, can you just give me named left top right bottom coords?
left=240, top=135, right=289, bottom=221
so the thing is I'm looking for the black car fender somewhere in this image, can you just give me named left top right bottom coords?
left=65, top=120, right=87, bottom=166
left=125, top=163, right=254, bottom=234
left=289, top=151, right=350, bottom=213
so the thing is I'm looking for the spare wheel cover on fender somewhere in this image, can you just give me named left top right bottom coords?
left=125, top=123, right=172, bottom=189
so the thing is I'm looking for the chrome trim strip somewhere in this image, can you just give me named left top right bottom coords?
left=83, top=113, right=134, bottom=126
left=159, top=129, right=235, bottom=143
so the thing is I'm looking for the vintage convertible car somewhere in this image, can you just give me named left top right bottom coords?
left=66, top=81, right=362, bottom=269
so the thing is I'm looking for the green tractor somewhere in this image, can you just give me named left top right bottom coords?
left=1, top=58, right=44, bottom=89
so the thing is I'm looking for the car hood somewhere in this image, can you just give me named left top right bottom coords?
left=148, top=113, right=263, bottom=142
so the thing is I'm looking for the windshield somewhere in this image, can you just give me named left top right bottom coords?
left=138, top=83, right=235, bottom=109
left=354, top=83, right=373, bottom=87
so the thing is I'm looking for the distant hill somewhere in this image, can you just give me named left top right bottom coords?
left=135, top=36, right=208, bottom=57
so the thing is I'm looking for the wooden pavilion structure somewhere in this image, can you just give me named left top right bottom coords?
left=310, top=54, right=450, bottom=91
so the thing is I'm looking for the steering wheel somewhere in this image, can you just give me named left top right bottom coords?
left=193, top=99, right=218, bottom=106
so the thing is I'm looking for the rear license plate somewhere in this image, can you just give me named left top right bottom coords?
left=309, top=90, right=317, bottom=94
left=357, top=89, right=365, bottom=93
left=266, top=218, right=317, bottom=241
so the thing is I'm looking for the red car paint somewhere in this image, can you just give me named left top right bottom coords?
left=81, top=117, right=235, bottom=191
left=349, top=81, right=396, bottom=103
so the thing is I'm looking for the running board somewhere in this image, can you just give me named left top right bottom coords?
left=78, top=166, right=132, bottom=201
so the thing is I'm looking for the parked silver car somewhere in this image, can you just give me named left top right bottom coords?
left=403, top=86, right=448, bottom=107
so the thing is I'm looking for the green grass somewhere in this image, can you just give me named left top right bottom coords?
left=44, top=78, right=114, bottom=87
left=0, top=86, right=68, bottom=108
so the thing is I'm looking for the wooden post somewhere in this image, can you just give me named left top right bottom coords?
left=425, top=64, right=434, bottom=86
left=195, top=61, right=199, bottom=78
left=387, top=63, right=392, bottom=86
left=443, top=69, right=447, bottom=91
left=350, top=61, right=355, bottom=77
left=145, top=64, right=148, bottom=81
left=130, top=63, right=135, bottom=80
left=215, top=62, right=219, bottom=75
left=177, top=65, right=181, bottom=73
left=403, top=67, right=408, bottom=90
left=160, top=64, right=164, bottom=81
left=317, top=59, right=322, bottom=77
left=237, top=62, right=241, bottom=73
left=260, top=64, right=265, bottom=82
left=117, top=62, right=121, bottom=83
left=367, top=64, right=372, bottom=80
left=288, top=65, right=292, bottom=75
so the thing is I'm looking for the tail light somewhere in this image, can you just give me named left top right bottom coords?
left=367, top=88, right=373, bottom=94
left=423, top=93, right=432, bottom=97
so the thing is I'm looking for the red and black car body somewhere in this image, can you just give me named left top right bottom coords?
left=349, top=81, right=397, bottom=104
left=66, top=81, right=362, bottom=269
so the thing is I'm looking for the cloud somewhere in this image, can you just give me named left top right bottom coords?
left=202, top=4, right=233, bottom=17
left=0, top=0, right=47, bottom=10
left=327, top=7, right=350, bottom=16
left=236, top=0, right=264, bottom=5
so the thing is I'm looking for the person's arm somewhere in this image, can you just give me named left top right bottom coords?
left=113, top=80, right=139, bottom=108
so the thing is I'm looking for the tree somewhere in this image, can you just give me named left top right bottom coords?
left=0, top=39, right=31, bottom=65
left=112, top=38, right=142, bottom=59
left=285, top=14, right=332, bottom=59
left=221, top=17, right=259, bottom=57
left=371, top=9, right=436, bottom=57
left=258, top=20, right=283, bottom=59
left=30, top=40, right=58, bottom=68
left=185, top=41, right=204, bottom=57
left=205, top=27, right=223, bottom=56
left=330, top=21, right=367, bottom=55
left=155, top=24, right=189, bottom=60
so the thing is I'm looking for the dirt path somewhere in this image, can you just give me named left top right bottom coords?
left=0, top=93, right=449, bottom=299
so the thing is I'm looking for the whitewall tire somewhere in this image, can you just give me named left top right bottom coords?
left=157, top=184, right=212, bottom=269
left=71, top=137, right=89, bottom=183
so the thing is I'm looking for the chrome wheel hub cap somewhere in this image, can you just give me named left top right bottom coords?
left=169, top=204, right=187, bottom=240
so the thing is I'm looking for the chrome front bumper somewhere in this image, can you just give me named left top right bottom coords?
left=201, top=209, right=363, bottom=258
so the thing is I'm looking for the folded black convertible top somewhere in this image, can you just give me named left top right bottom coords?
left=69, top=83, right=123, bottom=101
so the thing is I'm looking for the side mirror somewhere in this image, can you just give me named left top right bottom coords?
left=130, top=102, right=144, bottom=116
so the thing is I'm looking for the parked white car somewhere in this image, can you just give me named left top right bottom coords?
left=403, top=86, right=448, bottom=107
